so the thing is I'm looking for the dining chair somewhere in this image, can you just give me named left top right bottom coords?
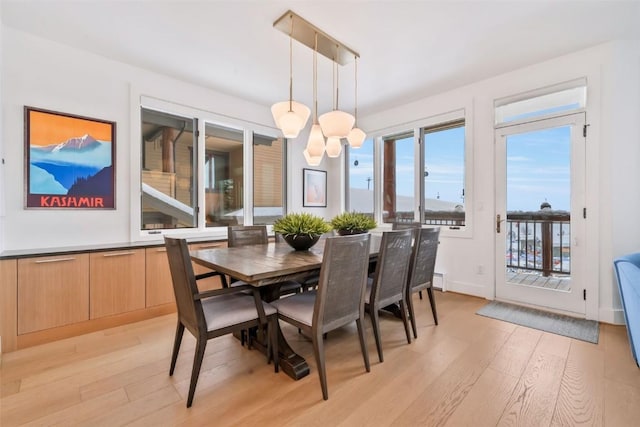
left=164, top=236, right=279, bottom=407
left=406, top=227, right=441, bottom=338
left=228, top=226, right=302, bottom=296
left=270, top=234, right=372, bottom=400
left=366, top=229, right=415, bottom=362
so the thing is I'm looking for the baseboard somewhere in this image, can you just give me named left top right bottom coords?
left=433, top=272, right=446, bottom=291
left=447, top=280, right=486, bottom=298
left=599, top=307, right=626, bottom=325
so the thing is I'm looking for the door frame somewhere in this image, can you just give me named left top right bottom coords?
left=494, top=112, right=588, bottom=317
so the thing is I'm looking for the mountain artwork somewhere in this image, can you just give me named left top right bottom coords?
left=25, top=107, right=116, bottom=208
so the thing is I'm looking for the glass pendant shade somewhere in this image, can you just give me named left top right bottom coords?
left=303, top=148, right=322, bottom=166
left=325, top=136, right=342, bottom=158
left=347, top=127, right=366, bottom=148
left=279, top=110, right=304, bottom=138
left=318, top=110, right=355, bottom=138
left=271, top=101, right=310, bottom=137
left=306, top=124, right=326, bottom=157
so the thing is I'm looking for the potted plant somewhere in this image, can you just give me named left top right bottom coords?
left=330, top=211, right=377, bottom=235
left=273, top=212, right=331, bottom=250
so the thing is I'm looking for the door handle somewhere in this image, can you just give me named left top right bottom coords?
left=496, top=214, right=505, bottom=233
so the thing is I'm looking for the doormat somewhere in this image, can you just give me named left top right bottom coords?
left=476, top=300, right=599, bottom=344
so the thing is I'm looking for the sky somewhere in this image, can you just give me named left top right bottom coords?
left=348, top=124, right=572, bottom=212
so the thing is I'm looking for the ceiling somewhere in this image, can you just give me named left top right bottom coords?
left=2, top=1, right=640, bottom=117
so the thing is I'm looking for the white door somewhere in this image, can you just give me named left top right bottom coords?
left=495, top=113, right=586, bottom=315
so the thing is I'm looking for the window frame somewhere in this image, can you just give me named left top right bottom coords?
left=131, top=95, right=286, bottom=241
left=356, top=107, right=473, bottom=238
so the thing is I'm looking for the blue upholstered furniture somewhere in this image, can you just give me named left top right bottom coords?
left=613, top=253, right=640, bottom=367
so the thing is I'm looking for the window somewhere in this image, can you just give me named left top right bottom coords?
left=138, top=99, right=287, bottom=235
left=204, top=123, right=243, bottom=227
left=346, top=138, right=374, bottom=215
left=382, top=132, right=415, bottom=224
left=253, top=133, right=285, bottom=225
left=422, top=120, right=466, bottom=226
left=141, top=108, right=197, bottom=230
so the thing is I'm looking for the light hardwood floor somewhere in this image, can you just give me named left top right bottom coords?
left=1, top=291, right=639, bottom=426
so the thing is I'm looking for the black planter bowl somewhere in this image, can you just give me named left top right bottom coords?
left=282, top=234, right=321, bottom=251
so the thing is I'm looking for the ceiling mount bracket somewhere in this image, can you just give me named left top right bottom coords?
left=273, top=10, right=359, bottom=66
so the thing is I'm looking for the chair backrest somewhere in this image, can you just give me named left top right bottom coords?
left=408, top=227, right=441, bottom=292
left=392, top=221, right=422, bottom=230
left=228, top=225, right=268, bottom=247
left=164, top=237, right=206, bottom=336
left=313, top=234, right=371, bottom=333
left=370, top=229, right=415, bottom=306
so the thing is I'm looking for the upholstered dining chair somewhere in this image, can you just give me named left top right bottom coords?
left=366, top=229, right=415, bottom=362
left=228, top=226, right=302, bottom=296
left=406, top=227, right=441, bottom=338
left=164, top=236, right=278, bottom=408
left=270, top=234, right=372, bottom=400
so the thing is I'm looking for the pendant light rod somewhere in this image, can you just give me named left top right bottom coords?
left=288, top=14, right=294, bottom=112
left=273, top=10, right=359, bottom=66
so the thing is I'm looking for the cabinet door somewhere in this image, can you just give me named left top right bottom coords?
left=189, top=242, right=227, bottom=291
left=18, top=255, right=90, bottom=334
left=145, top=247, right=174, bottom=307
left=90, top=250, right=145, bottom=319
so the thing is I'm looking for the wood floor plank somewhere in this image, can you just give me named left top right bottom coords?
left=496, top=333, right=571, bottom=427
left=443, top=367, right=520, bottom=427
left=551, top=339, right=604, bottom=426
left=603, top=378, right=640, bottom=426
left=489, top=326, right=542, bottom=378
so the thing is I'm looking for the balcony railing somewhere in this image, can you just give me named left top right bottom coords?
left=505, top=211, right=570, bottom=276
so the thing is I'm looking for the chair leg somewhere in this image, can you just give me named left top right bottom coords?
left=399, top=300, right=412, bottom=344
left=419, top=290, right=423, bottom=300
left=312, top=331, right=329, bottom=400
left=370, top=307, right=384, bottom=363
left=270, top=316, right=279, bottom=373
left=407, top=291, right=418, bottom=339
left=220, top=274, right=229, bottom=288
left=426, top=287, right=438, bottom=325
left=169, top=321, right=185, bottom=376
left=356, top=318, right=370, bottom=372
left=186, top=338, right=207, bottom=408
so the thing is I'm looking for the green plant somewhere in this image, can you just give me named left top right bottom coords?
left=330, top=211, right=377, bottom=232
left=273, top=212, right=331, bottom=237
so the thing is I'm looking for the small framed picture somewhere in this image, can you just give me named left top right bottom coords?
left=303, top=168, right=327, bottom=207
left=24, top=107, right=116, bottom=209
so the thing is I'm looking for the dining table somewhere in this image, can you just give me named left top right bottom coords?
left=190, top=234, right=382, bottom=380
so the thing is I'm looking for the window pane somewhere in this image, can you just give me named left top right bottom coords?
left=495, top=85, right=586, bottom=125
left=347, top=139, right=374, bottom=216
left=204, top=123, right=244, bottom=227
left=253, top=134, right=285, bottom=225
left=423, top=122, right=465, bottom=226
left=382, top=133, right=414, bottom=223
left=141, top=108, right=197, bottom=230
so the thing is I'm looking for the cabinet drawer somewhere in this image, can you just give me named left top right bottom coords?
left=90, top=249, right=145, bottom=319
left=145, top=247, right=174, bottom=307
left=18, top=255, right=90, bottom=334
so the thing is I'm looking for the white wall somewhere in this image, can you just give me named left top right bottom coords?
left=360, top=40, right=640, bottom=323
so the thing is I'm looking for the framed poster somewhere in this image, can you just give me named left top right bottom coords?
left=24, top=107, right=116, bottom=209
left=303, top=168, right=326, bottom=207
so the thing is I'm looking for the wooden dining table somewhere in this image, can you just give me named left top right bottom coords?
left=190, top=234, right=381, bottom=380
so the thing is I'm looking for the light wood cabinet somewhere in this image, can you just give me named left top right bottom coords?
left=1, top=259, right=18, bottom=351
left=189, top=242, right=227, bottom=291
left=145, top=247, right=174, bottom=307
left=17, top=255, right=90, bottom=334
left=90, top=249, right=145, bottom=319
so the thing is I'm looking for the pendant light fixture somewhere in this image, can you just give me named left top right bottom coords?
left=271, top=13, right=310, bottom=139
left=347, top=57, right=366, bottom=148
left=325, top=136, right=342, bottom=158
left=318, top=45, right=355, bottom=138
left=306, top=33, right=326, bottom=159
